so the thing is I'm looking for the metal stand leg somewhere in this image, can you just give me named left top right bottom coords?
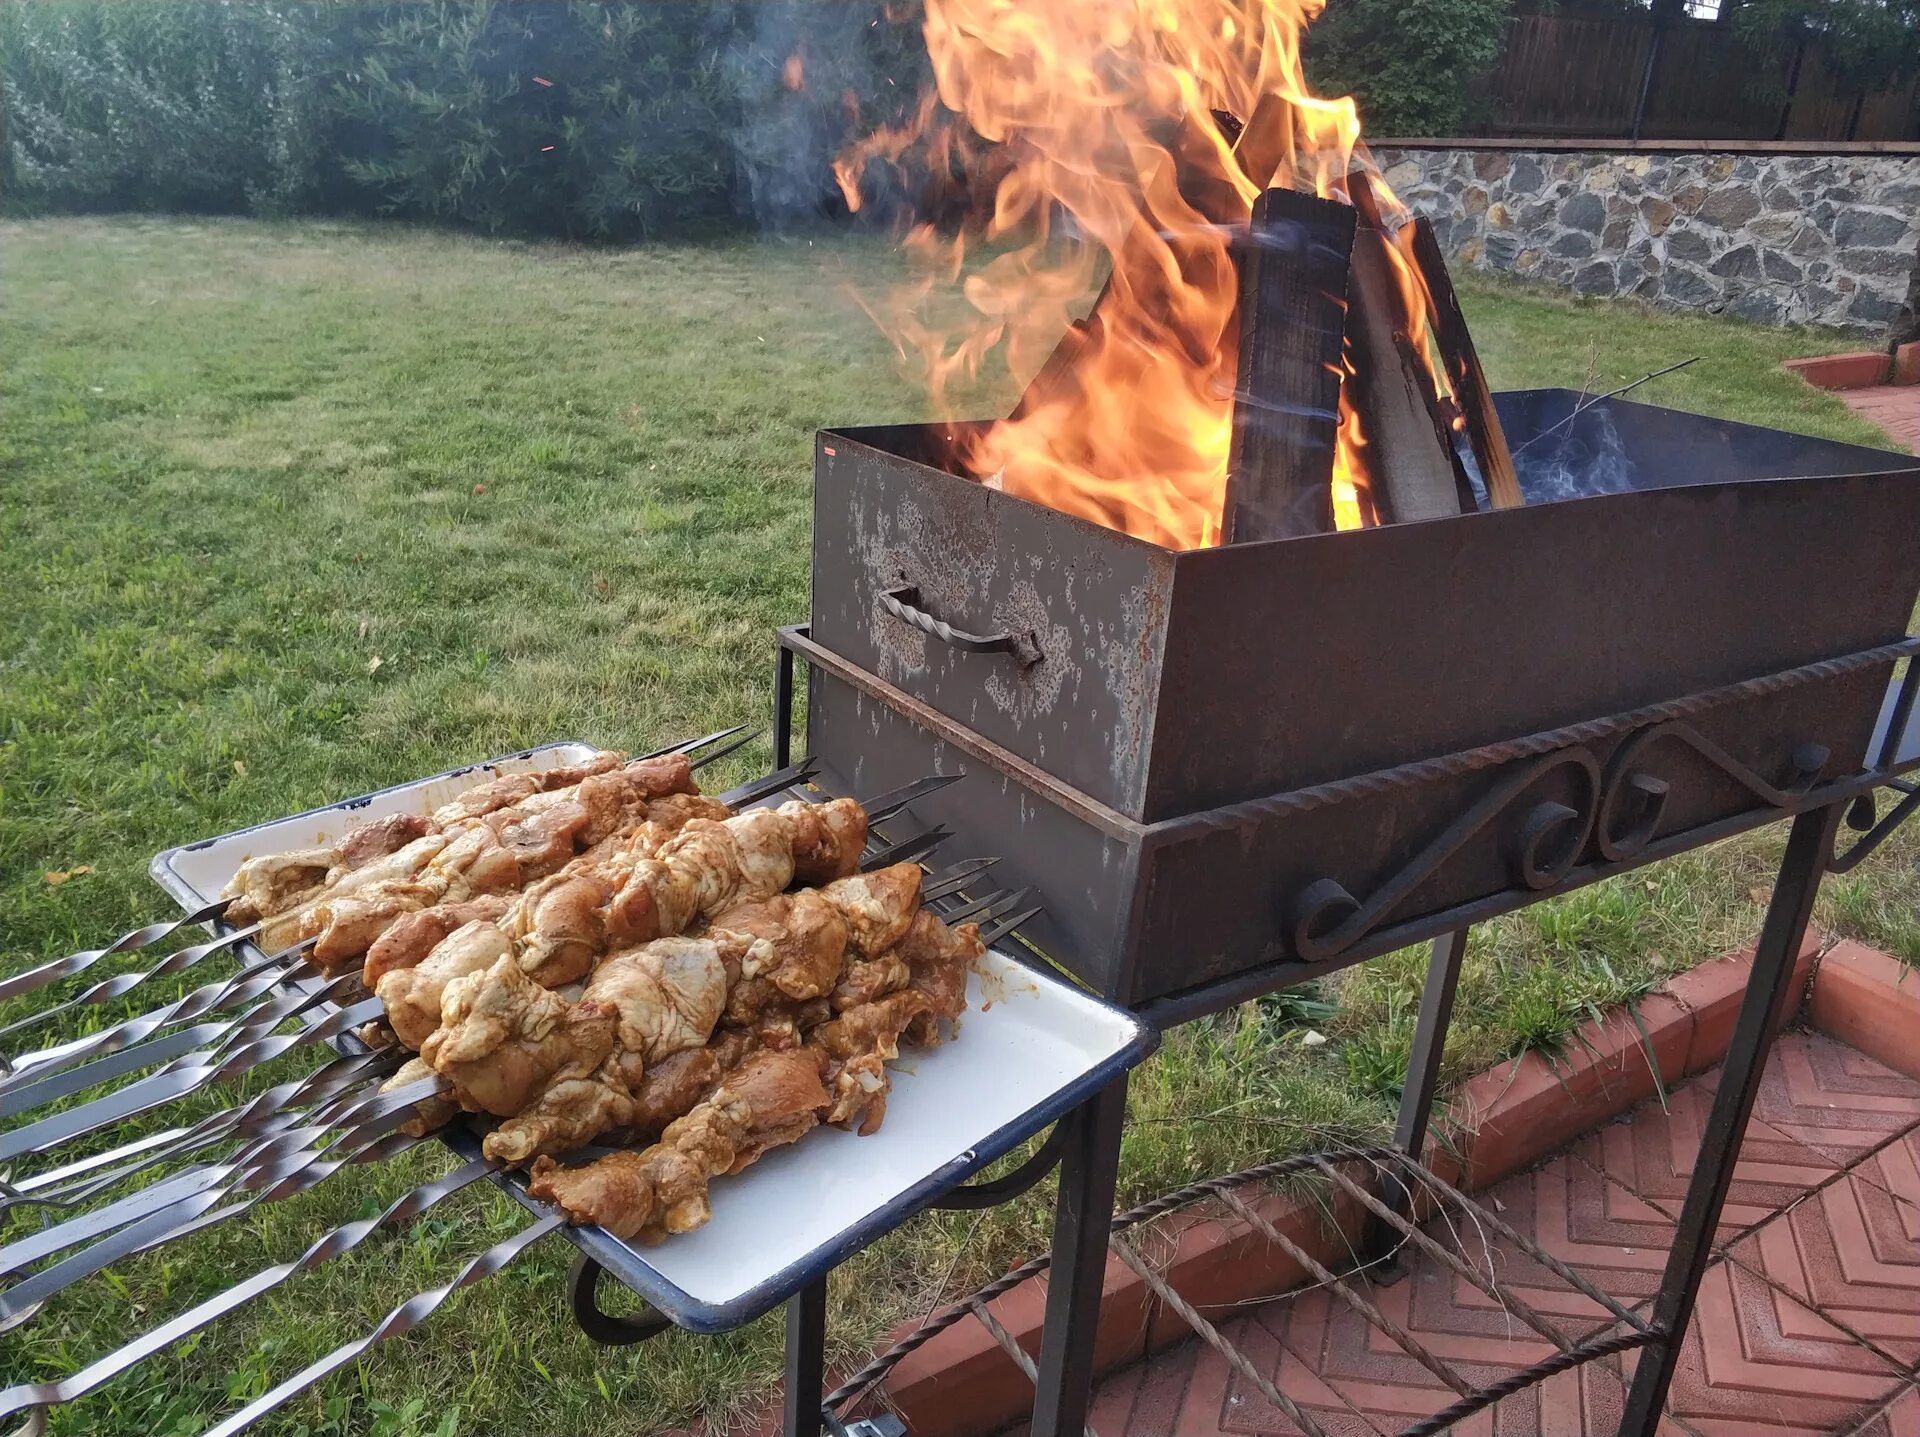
left=1372, top=928, right=1470, bottom=1278
left=774, top=644, right=797, bottom=770
left=1031, top=1076, right=1129, bottom=1437
left=785, top=1277, right=829, bottom=1437
left=1617, top=803, right=1840, bottom=1436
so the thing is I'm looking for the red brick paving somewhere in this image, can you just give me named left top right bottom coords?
left=1697, top=1032, right=1920, bottom=1165
left=1081, top=1032, right=1920, bottom=1437
left=1849, top=1384, right=1920, bottom=1437
left=1839, top=385, right=1920, bottom=455
left=1579, top=1078, right=1839, bottom=1243
left=1725, top=1174, right=1920, bottom=1365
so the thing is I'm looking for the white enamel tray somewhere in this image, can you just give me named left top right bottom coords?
left=151, top=743, right=1157, bottom=1332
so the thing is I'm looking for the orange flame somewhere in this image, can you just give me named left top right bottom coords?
left=836, top=0, right=1416, bottom=550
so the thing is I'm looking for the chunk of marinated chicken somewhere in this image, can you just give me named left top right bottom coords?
left=723, top=980, right=831, bottom=1049
left=706, top=889, right=849, bottom=1001
left=810, top=990, right=932, bottom=1136
left=830, top=954, right=912, bottom=1012
left=328, top=813, right=435, bottom=883
left=597, top=800, right=870, bottom=950
left=500, top=871, right=611, bottom=990
left=530, top=1091, right=748, bottom=1242
left=819, top=864, right=923, bottom=958
left=527, top=1049, right=827, bottom=1242
left=576, top=767, right=725, bottom=848
left=585, top=936, right=729, bottom=1065
left=221, top=848, right=337, bottom=925
left=776, top=798, right=869, bottom=886
left=303, top=882, right=442, bottom=972
left=362, top=894, right=514, bottom=987
left=274, top=830, right=455, bottom=961
left=892, top=911, right=982, bottom=1047
left=626, top=1032, right=752, bottom=1134
left=485, top=1023, right=757, bottom=1168
left=375, top=919, right=513, bottom=1049
left=380, top=1056, right=460, bottom=1138
left=481, top=794, right=588, bottom=880
left=421, top=955, right=615, bottom=1117
left=419, top=823, right=523, bottom=897
left=483, top=1056, right=634, bottom=1166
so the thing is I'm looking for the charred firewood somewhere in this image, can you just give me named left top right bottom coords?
left=1222, top=188, right=1356, bottom=542
left=1405, top=217, right=1525, bottom=510
left=1342, top=174, right=1477, bottom=523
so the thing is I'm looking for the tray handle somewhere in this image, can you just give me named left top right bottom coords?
left=879, top=586, right=1042, bottom=668
left=569, top=1252, right=670, bottom=1346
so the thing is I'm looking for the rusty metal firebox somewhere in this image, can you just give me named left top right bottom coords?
left=801, top=390, right=1920, bottom=1010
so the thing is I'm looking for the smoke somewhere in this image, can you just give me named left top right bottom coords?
left=726, top=2, right=928, bottom=232
left=1511, top=403, right=1640, bottom=504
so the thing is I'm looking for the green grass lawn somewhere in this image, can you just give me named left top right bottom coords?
left=1, top=215, right=1912, bottom=1437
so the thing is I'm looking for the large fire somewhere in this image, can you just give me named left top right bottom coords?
left=834, top=0, right=1430, bottom=550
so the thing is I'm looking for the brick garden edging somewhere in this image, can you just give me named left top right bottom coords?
left=1807, top=938, right=1920, bottom=1083
left=857, top=930, right=1837, bottom=1437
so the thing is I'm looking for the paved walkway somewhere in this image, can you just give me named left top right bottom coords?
left=1067, top=1031, right=1920, bottom=1437
left=1840, top=385, right=1920, bottom=454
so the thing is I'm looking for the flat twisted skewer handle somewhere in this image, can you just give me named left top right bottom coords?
left=0, top=1071, right=440, bottom=1290
left=0, top=943, right=319, bottom=1102
left=1, top=1049, right=397, bottom=1216
left=196, top=1214, right=564, bottom=1437
left=0, top=1158, right=493, bottom=1424
left=0, top=1102, right=435, bottom=1326
left=0, top=923, right=296, bottom=1057
left=0, top=900, right=238, bottom=1010
left=0, top=1008, right=389, bottom=1167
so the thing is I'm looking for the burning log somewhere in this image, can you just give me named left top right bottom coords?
left=1222, top=189, right=1356, bottom=543
left=1342, top=175, right=1478, bottom=524
left=1405, top=218, right=1525, bottom=511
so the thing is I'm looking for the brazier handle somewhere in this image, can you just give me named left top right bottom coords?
left=879, top=586, right=1042, bottom=666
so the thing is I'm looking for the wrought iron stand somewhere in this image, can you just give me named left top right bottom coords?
left=770, top=631, right=1920, bottom=1437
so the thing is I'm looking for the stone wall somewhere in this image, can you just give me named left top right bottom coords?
left=1374, top=145, right=1920, bottom=332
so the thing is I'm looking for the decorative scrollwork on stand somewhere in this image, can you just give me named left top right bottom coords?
left=1290, top=748, right=1602, bottom=964
left=1289, top=721, right=1830, bottom=965
left=1596, top=721, right=1827, bottom=864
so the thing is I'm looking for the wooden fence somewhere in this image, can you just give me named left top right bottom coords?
left=1478, top=12, right=1920, bottom=142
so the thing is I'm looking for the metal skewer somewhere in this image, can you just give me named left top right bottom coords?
left=0, top=1084, right=439, bottom=1325
left=0, top=941, right=320, bottom=1093
left=3, top=1050, right=404, bottom=1214
left=0, top=1073, right=437, bottom=1277
left=0, top=993, right=386, bottom=1164
left=196, top=1215, right=566, bottom=1437
left=0, top=1158, right=494, bottom=1425
left=979, top=906, right=1044, bottom=947
left=0, top=752, right=811, bottom=1090
left=0, top=725, right=750, bottom=1015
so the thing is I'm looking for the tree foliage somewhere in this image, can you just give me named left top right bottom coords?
left=1733, top=0, right=1920, bottom=91
left=0, top=0, right=922, bottom=237
left=0, top=0, right=340, bottom=215
left=1306, top=0, right=1515, bottom=137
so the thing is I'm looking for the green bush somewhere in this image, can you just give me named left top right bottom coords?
left=0, top=0, right=921, bottom=237
left=0, top=0, right=340, bottom=215
left=1306, top=0, right=1514, bottom=137
left=333, top=1, right=739, bottom=239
